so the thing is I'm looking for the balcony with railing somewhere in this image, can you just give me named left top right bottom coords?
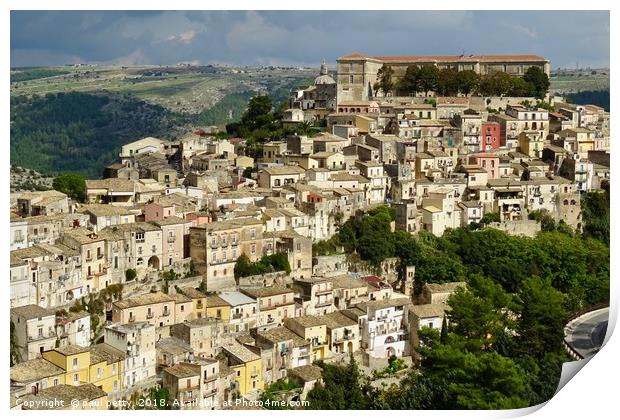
left=203, top=387, right=218, bottom=398
left=162, top=309, right=170, bottom=317
left=167, top=236, right=176, bottom=243
left=28, top=330, right=55, bottom=341
left=146, top=312, right=154, bottom=319
left=333, top=333, right=356, bottom=344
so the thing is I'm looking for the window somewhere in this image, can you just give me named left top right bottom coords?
left=74, top=374, right=79, bottom=384
left=349, top=74, right=354, bottom=84
left=73, top=357, right=78, bottom=368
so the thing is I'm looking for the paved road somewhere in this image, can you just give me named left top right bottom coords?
left=565, top=307, right=609, bottom=358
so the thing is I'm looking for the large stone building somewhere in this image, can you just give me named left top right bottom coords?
left=336, top=53, right=550, bottom=103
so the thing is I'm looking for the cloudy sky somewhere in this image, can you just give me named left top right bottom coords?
left=11, top=10, right=610, bottom=69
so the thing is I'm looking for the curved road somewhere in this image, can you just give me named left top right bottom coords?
left=564, top=307, right=609, bottom=359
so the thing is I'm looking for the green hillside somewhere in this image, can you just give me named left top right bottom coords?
left=10, top=92, right=186, bottom=178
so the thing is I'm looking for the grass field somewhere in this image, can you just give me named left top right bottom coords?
left=10, top=65, right=317, bottom=115
left=549, top=73, right=609, bottom=94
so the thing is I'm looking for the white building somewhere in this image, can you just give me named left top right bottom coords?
left=104, top=322, right=157, bottom=388
left=356, top=297, right=412, bottom=359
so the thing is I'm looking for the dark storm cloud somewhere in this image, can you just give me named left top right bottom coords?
left=10, top=10, right=609, bottom=68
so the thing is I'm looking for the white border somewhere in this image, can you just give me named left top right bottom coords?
left=2, top=2, right=615, bottom=420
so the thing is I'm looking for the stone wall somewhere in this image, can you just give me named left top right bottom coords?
left=312, top=254, right=349, bottom=277
left=237, top=271, right=291, bottom=288
left=470, top=96, right=537, bottom=112
left=487, top=220, right=541, bottom=237
left=168, top=275, right=204, bottom=292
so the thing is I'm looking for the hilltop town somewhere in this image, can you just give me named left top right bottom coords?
left=9, top=53, right=610, bottom=410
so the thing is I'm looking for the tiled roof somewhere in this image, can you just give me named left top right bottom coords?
left=410, top=303, right=450, bottom=319
left=113, top=291, right=175, bottom=309
left=223, top=341, right=260, bottom=363
left=11, top=304, right=55, bottom=320
left=20, top=384, right=107, bottom=408
left=10, top=358, right=64, bottom=383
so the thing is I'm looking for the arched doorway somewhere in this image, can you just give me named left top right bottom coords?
left=386, top=346, right=396, bottom=358
left=347, top=342, right=353, bottom=353
left=148, top=256, right=160, bottom=269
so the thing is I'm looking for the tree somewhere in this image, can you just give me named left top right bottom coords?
left=125, top=268, right=137, bottom=282
left=373, top=64, right=395, bottom=96
left=397, top=65, right=421, bottom=96
left=491, top=72, right=513, bottom=96
left=509, top=76, right=535, bottom=97
left=417, top=65, right=440, bottom=96
left=480, top=212, right=500, bottom=225
left=243, top=95, right=273, bottom=127
left=515, top=277, right=567, bottom=357
left=437, top=68, right=459, bottom=96
left=581, top=189, right=610, bottom=244
left=306, top=356, right=372, bottom=409
left=446, top=276, right=514, bottom=351
left=52, top=173, right=86, bottom=202
left=528, top=209, right=556, bottom=231
left=418, top=340, right=530, bottom=409
left=456, top=70, right=480, bottom=96
left=523, top=66, right=550, bottom=99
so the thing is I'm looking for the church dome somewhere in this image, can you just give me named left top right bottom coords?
left=314, top=60, right=335, bottom=85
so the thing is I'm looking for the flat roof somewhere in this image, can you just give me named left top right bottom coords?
left=219, top=291, right=256, bottom=307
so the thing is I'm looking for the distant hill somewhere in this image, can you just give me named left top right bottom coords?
left=565, top=90, right=610, bottom=111
left=10, top=92, right=187, bottom=178
left=10, top=74, right=314, bottom=178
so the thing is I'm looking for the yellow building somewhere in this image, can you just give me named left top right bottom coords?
left=89, top=344, right=125, bottom=394
left=284, top=316, right=328, bottom=361
left=519, top=131, right=544, bottom=158
left=222, top=342, right=263, bottom=396
left=41, top=345, right=124, bottom=394
left=205, top=294, right=232, bottom=322
left=178, top=287, right=209, bottom=319
left=43, top=346, right=90, bottom=387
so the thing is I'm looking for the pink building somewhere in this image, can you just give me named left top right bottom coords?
left=185, top=212, right=212, bottom=227
left=151, top=217, right=188, bottom=268
left=470, top=153, right=500, bottom=179
left=481, top=122, right=501, bottom=151
left=144, top=202, right=175, bottom=222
